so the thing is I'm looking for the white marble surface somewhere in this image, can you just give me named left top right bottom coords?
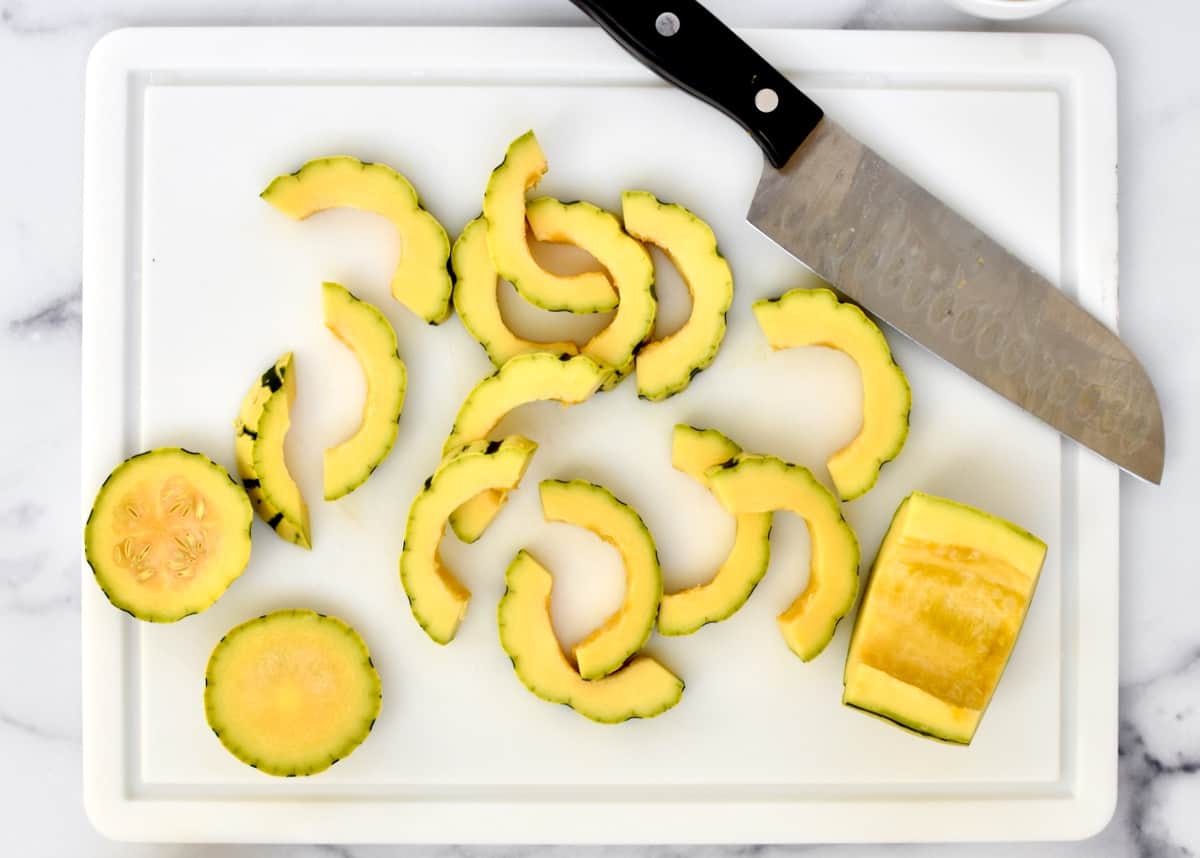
left=1, top=0, right=1196, bottom=854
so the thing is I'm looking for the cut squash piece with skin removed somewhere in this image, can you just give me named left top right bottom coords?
left=205, top=609, right=381, bottom=776
left=452, top=217, right=579, bottom=367
left=526, top=197, right=656, bottom=387
left=707, top=455, right=860, bottom=662
left=658, top=426, right=772, bottom=636
left=843, top=492, right=1046, bottom=744
left=499, top=550, right=683, bottom=724
left=483, top=131, right=618, bottom=313
left=85, top=448, right=253, bottom=622
left=261, top=156, right=453, bottom=324
left=443, top=354, right=610, bottom=544
left=235, top=353, right=311, bottom=549
left=623, top=192, right=733, bottom=401
left=322, top=282, right=407, bottom=501
left=400, top=436, right=538, bottom=644
left=753, top=288, right=911, bottom=500
left=540, top=480, right=663, bottom=681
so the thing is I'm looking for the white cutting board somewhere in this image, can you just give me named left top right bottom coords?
left=81, top=27, right=1119, bottom=844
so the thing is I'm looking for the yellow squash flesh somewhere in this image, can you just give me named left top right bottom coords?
left=843, top=492, right=1046, bottom=744
left=322, top=282, right=407, bottom=501
left=235, top=353, right=310, bottom=549
left=261, top=156, right=452, bottom=323
left=443, top=353, right=609, bottom=543
left=753, top=288, right=910, bottom=500
left=707, top=454, right=860, bottom=662
left=526, top=196, right=656, bottom=386
left=452, top=216, right=579, bottom=366
left=85, top=448, right=253, bottom=622
left=204, top=609, right=381, bottom=776
left=622, top=191, right=733, bottom=401
left=540, top=480, right=663, bottom=680
left=658, top=426, right=772, bottom=636
left=400, top=436, right=538, bottom=644
left=483, top=131, right=617, bottom=313
left=498, top=550, right=683, bottom=723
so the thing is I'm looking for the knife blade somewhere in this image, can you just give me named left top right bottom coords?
left=569, top=0, right=1164, bottom=484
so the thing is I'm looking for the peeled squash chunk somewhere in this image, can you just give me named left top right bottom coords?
left=452, top=217, right=579, bottom=367
left=843, top=492, right=1046, bottom=744
left=658, top=426, right=771, bottom=636
left=483, top=131, right=618, bottom=313
left=753, top=288, right=910, bottom=500
left=526, top=197, right=656, bottom=385
left=400, top=436, right=538, bottom=644
left=622, top=191, right=733, bottom=401
left=322, top=282, right=407, bottom=501
left=235, top=352, right=310, bottom=548
left=498, top=550, right=683, bottom=723
left=204, top=609, right=381, bottom=776
left=443, top=353, right=609, bottom=544
left=540, top=480, right=663, bottom=681
left=261, top=156, right=453, bottom=323
left=707, top=455, right=860, bottom=662
left=85, top=448, right=252, bottom=622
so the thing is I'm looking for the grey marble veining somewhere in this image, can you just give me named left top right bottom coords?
left=1, top=1, right=1197, bottom=856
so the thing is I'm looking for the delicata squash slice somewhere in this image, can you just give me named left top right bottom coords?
left=261, top=155, right=453, bottom=324
left=85, top=447, right=253, bottom=622
left=400, top=436, right=538, bottom=644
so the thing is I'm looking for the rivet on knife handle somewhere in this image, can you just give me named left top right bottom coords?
left=568, top=0, right=823, bottom=168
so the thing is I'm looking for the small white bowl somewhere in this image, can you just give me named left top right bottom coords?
left=943, top=0, right=1072, bottom=20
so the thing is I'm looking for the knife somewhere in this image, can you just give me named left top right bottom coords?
left=569, top=0, right=1165, bottom=484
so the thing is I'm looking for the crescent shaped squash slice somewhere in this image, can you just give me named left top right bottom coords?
left=622, top=191, right=734, bottom=401
left=261, top=156, right=453, bottom=324
left=657, top=426, right=772, bottom=636
left=499, top=550, right=683, bottom=724
left=235, top=352, right=311, bottom=549
left=205, top=609, right=381, bottom=776
left=540, top=480, right=663, bottom=681
left=526, top=197, right=656, bottom=387
left=753, top=288, right=911, bottom=500
left=452, top=216, right=579, bottom=367
left=707, top=454, right=860, bottom=662
left=85, top=448, right=253, bottom=622
left=322, top=282, right=407, bottom=501
left=400, top=436, right=538, bottom=644
left=442, top=353, right=610, bottom=544
left=482, top=131, right=618, bottom=313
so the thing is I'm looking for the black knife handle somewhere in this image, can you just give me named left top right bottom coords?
left=569, top=0, right=823, bottom=168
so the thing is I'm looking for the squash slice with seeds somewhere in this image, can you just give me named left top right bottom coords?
left=85, top=447, right=252, bottom=621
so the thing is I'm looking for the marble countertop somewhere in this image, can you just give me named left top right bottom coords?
left=2, top=0, right=1196, bottom=855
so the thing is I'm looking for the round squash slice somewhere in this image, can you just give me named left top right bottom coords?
left=526, top=197, right=656, bottom=387
left=753, top=288, right=911, bottom=500
left=707, top=454, right=860, bottom=662
left=261, top=156, right=453, bottom=324
left=452, top=217, right=580, bottom=367
left=235, top=352, right=311, bottom=548
left=442, top=353, right=610, bottom=544
left=204, top=609, right=382, bottom=776
left=400, top=436, right=539, bottom=644
left=658, top=426, right=772, bottom=637
left=322, top=282, right=407, bottom=501
left=85, top=448, right=252, bottom=622
left=540, top=480, right=663, bottom=681
left=482, top=131, right=618, bottom=313
left=622, top=191, right=733, bottom=401
left=499, top=550, right=683, bottom=724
